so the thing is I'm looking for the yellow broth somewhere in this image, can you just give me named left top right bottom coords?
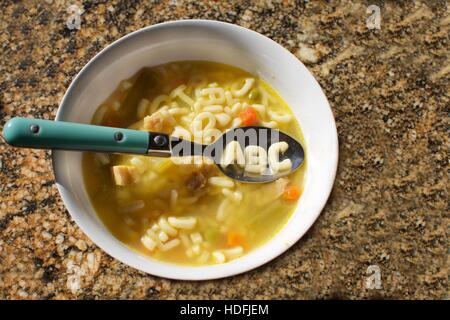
left=82, top=61, right=306, bottom=265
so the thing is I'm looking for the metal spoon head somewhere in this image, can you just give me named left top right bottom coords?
left=206, top=126, right=305, bottom=183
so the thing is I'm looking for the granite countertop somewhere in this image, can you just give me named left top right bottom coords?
left=0, top=0, right=448, bottom=299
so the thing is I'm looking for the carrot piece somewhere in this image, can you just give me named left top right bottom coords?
left=283, top=185, right=302, bottom=201
left=227, top=232, right=243, bottom=247
left=239, top=107, right=259, bottom=126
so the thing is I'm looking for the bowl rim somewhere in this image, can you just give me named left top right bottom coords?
left=53, top=19, right=338, bottom=280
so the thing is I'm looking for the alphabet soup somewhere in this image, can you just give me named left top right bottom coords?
left=82, top=61, right=307, bottom=265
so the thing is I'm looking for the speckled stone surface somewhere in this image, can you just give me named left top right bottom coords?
left=0, top=0, right=448, bottom=299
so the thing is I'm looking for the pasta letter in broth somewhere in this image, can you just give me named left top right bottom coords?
left=221, top=141, right=245, bottom=168
left=198, top=87, right=225, bottom=105
left=170, top=84, right=194, bottom=107
left=232, top=78, right=255, bottom=97
left=268, top=142, right=292, bottom=173
left=191, top=112, right=216, bottom=139
left=244, top=145, right=268, bottom=174
left=149, top=94, right=169, bottom=114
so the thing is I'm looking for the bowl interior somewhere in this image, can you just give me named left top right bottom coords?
left=53, top=20, right=337, bottom=280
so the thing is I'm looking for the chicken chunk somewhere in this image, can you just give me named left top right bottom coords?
left=185, top=170, right=207, bottom=192
left=184, top=163, right=217, bottom=192
left=112, top=165, right=138, bottom=186
left=143, top=113, right=175, bottom=133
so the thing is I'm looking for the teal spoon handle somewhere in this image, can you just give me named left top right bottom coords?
left=2, top=117, right=154, bottom=155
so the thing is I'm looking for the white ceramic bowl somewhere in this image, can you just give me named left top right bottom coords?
left=53, top=20, right=338, bottom=280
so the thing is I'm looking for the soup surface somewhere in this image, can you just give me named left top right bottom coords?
left=83, top=61, right=306, bottom=265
